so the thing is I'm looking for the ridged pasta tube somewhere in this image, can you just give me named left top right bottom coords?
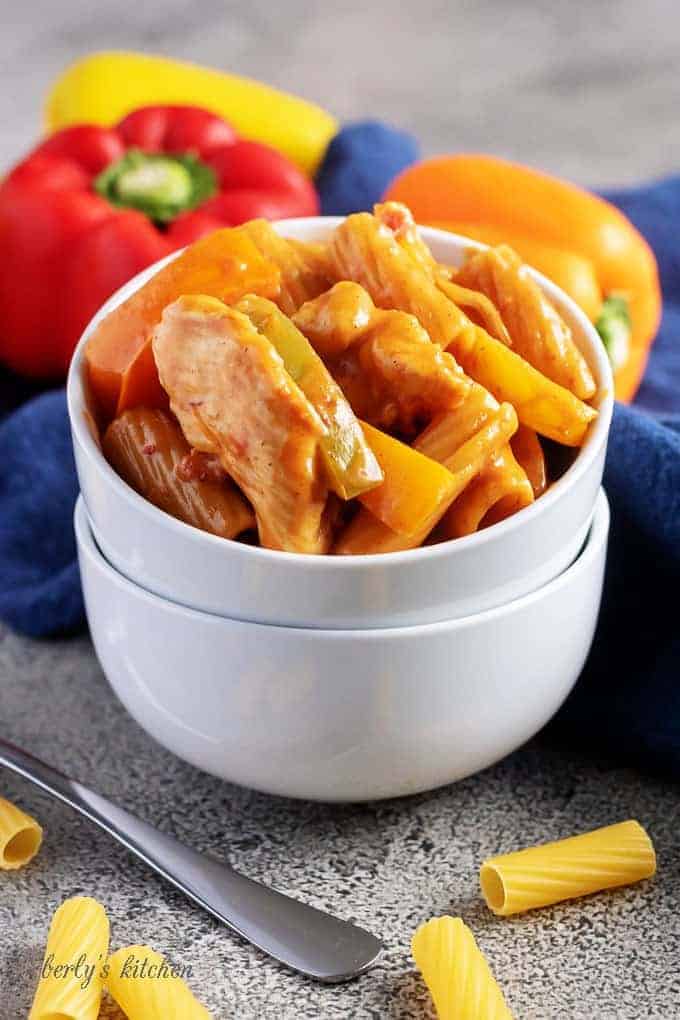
left=29, top=897, right=109, bottom=1020
left=415, top=382, right=534, bottom=537
left=332, top=211, right=597, bottom=445
left=480, top=820, right=656, bottom=917
left=412, top=916, right=514, bottom=1020
left=107, top=945, right=212, bottom=1019
left=103, top=408, right=255, bottom=539
left=456, top=243, right=596, bottom=400
left=438, top=445, right=534, bottom=539
left=240, top=220, right=335, bottom=315
left=0, top=797, right=42, bottom=870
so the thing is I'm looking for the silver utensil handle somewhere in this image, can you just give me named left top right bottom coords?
left=0, top=738, right=382, bottom=982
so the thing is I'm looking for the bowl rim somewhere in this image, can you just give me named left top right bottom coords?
left=75, top=488, right=609, bottom=637
left=67, top=217, right=614, bottom=569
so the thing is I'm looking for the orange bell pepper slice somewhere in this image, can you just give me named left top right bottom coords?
left=85, top=226, right=280, bottom=421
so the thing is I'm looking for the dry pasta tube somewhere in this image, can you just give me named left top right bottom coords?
left=412, top=916, right=514, bottom=1020
left=29, top=896, right=109, bottom=1020
left=480, top=820, right=656, bottom=917
left=0, top=797, right=42, bottom=870
left=107, top=945, right=212, bottom=1019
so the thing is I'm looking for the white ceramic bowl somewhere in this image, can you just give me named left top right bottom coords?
left=68, top=218, right=613, bottom=629
left=76, top=490, right=609, bottom=802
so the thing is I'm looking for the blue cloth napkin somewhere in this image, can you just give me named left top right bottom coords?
left=0, top=125, right=678, bottom=774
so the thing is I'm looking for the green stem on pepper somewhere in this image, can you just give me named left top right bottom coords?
left=94, top=149, right=217, bottom=224
left=595, top=293, right=632, bottom=372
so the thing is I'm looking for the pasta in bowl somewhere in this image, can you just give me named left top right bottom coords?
left=67, top=207, right=613, bottom=627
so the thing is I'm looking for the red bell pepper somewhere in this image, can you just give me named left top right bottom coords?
left=0, top=105, right=319, bottom=377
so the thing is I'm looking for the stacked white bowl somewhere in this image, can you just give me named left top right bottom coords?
left=67, top=221, right=614, bottom=802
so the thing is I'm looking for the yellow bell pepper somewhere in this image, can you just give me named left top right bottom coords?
left=357, top=422, right=459, bottom=537
left=45, top=51, right=338, bottom=176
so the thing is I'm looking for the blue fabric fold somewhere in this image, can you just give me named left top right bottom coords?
left=316, top=120, right=420, bottom=216
left=0, top=389, right=84, bottom=637
left=0, top=129, right=678, bottom=774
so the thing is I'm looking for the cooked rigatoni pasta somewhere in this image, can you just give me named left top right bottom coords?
left=336, top=403, right=517, bottom=554
left=240, top=219, right=334, bottom=315
left=92, top=203, right=600, bottom=555
left=413, top=381, right=534, bottom=539
left=0, top=797, right=42, bottom=870
left=412, top=916, right=514, bottom=1020
left=332, top=209, right=597, bottom=445
left=29, top=896, right=109, bottom=1020
left=509, top=425, right=547, bottom=498
left=439, top=446, right=534, bottom=539
left=480, top=820, right=656, bottom=917
left=437, top=276, right=511, bottom=344
left=103, top=408, right=256, bottom=540
left=456, top=243, right=596, bottom=400
left=374, top=201, right=511, bottom=344
left=107, top=945, right=211, bottom=1019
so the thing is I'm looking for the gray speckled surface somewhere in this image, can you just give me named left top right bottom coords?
left=1, top=627, right=679, bottom=1019
left=2, top=1, right=680, bottom=1017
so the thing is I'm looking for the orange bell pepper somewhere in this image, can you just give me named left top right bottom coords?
left=385, top=155, right=662, bottom=401
left=85, top=226, right=280, bottom=421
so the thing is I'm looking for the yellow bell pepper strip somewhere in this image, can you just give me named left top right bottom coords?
left=45, top=51, right=338, bottom=176
left=356, top=422, right=459, bottom=537
left=385, top=155, right=661, bottom=402
left=235, top=296, right=383, bottom=500
left=336, top=404, right=517, bottom=554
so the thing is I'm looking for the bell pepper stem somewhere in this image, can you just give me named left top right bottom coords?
left=596, top=294, right=632, bottom=373
left=94, top=148, right=216, bottom=224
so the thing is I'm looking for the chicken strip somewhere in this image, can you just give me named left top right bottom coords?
left=152, top=294, right=331, bottom=554
left=294, top=282, right=469, bottom=435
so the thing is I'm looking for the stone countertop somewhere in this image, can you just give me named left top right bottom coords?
left=1, top=627, right=679, bottom=1019
left=2, top=1, right=680, bottom=1016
